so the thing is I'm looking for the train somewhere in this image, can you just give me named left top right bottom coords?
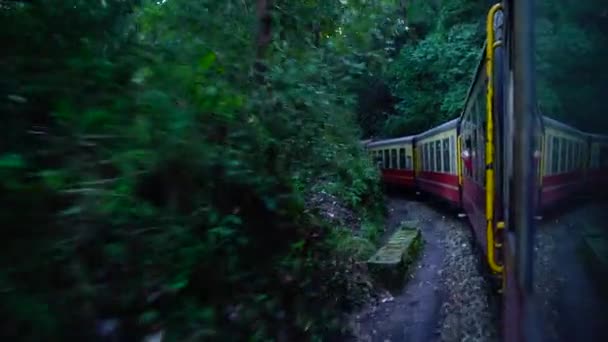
left=365, top=115, right=608, bottom=257
left=363, top=2, right=608, bottom=341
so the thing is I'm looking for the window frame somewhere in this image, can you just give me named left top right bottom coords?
left=435, top=140, right=442, bottom=172
left=552, top=136, right=559, bottom=174
left=391, top=149, right=398, bottom=170
left=442, top=138, right=450, bottom=173
left=559, top=138, right=566, bottom=173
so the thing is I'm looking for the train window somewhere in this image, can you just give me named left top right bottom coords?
left=399, top=148, right=406, bottom=170
left=552, top=137, right=559, bottom=174
left=571, top=141, right=577, bottom=170
left=383, top=149, right=389, bottom=169
left=544, top=136, right=552, bottom=174
left=426, top=143, right=430, bottom=171
left=583, top=142, right=588, bottom=167
left=435, top=140, right=442, bottom=172
left=570, top=140, right=574, bottom=171
left=477, top=139, right=482, bottom=183
left=579, top=141, right=585, bottom=168
left=450, top=136, right=456, bottom=174
left=442, top=138, right=450, bottom=173
left=421, top=145, right=425, bottom=171
left=464, top=136, right=472, bottom=177
left=422, top=144, right=426, bottom=171
left=430, top=141, right=436, bottom=172
left=565, top=139, right=570, bottom=172
left=563, top=140, right=569, bottom=172
left=472, top=130, right=478, bottom=181
left=559, top=138, right=566, bottom=173
left=572, top=143, right=577, bottom=169
left=373, top=151, right=380, bottom=168
left=407, top=156, right=412, bottom=170
left=591, top=146, right=599, bottom=169
left=391, top=149, right=397, bottom=169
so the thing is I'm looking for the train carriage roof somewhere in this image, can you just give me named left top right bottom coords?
left=366, top=135, right=415, bottom=148
left=588, top=133, right=608, bottom=144
left=416, top=118, right=459, bottom=141
left=541, top=115, right=586, bottom=137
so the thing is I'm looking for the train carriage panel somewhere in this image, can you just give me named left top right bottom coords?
left=539, top=117, right=588, bottom=209
left=415, top=119, right=460, bottom=204
left=460, top=62, right=488, bottom=251
left=367, top=136, right=416, bottom=188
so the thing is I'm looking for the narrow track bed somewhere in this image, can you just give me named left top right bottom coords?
left=352, top=195, right=498, bottom=342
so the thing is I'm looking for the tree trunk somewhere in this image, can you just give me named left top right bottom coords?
left=254, top=0, right=272, bottom=81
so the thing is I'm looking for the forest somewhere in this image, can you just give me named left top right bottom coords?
left=1, top=0, right=607, bottom=341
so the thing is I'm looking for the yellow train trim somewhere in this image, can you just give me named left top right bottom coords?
left=485, top=3, right=503, bottom=274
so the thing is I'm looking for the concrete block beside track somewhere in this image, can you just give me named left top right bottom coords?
left=367, top=221, right=422, bottom=291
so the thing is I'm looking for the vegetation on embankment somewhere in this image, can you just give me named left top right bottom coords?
left=0, top=1, right=395, bottom=340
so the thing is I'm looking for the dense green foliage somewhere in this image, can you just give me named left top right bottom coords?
left=357, top=0, right=486, bottom=138
left=0, top=0, right=397, bottom=340
left=363, top=0, right=608, bottom=138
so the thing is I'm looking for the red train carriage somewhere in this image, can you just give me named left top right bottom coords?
left=538, top=116, right=588, bottom=209
left=367, top=136, right=416, bottom=188
left=415, top=119, right=460, bottom=205
left=459, top=52, right=490, bottom=250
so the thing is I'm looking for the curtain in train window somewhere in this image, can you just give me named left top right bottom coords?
left=391, top=149, right=398, bottom=169
left=443, top=138, right=450, bottom=173
left=399, top=148, right=406, bottom=170
left=384, top=149, right=390, bottom=169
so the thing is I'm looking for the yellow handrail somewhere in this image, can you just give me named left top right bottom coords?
left=485, top=3, right=503, bottom=274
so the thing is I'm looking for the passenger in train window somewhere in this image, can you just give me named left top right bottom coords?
left=462, top=137, right=473, bottom=176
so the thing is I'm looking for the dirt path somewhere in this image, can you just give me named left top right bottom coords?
left=352, top=195, right=498, bottom=342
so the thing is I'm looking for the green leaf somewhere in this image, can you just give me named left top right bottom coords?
left=0, top=154, right=25, bottom=169
left=199, top=52, right=216, bottom=70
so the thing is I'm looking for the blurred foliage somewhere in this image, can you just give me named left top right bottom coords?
left=0, top=0, right=393, bottom=340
